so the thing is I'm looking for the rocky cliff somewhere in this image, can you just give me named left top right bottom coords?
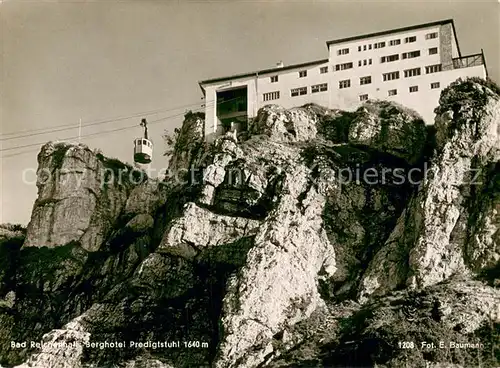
left=0, top=78, right=498, bottom=368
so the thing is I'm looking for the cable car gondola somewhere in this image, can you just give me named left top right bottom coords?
left=134, top=118, right=153, bottom=164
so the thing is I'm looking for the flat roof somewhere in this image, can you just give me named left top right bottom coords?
left=326, top=19, right=454, bottom=46
left=199, top=58, right=329, bottom=87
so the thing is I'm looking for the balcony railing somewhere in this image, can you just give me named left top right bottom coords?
left=452, top=53, right=484, bottom=69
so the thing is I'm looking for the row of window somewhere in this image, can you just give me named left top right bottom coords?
left=381, top=54, right=399, bottom=63
left=263, top=91, right=280, bottom=101
left=267, top=65, right=442, bottom=98
left=382, top=67, right=421, bottom=80
left=263, top=83, right=329, bottom=101
left=270, top=69, right=315, bottom=81
left=358, top=58, right=373, bottom=67
left=270, top=67, right=328, bottom=82
left=335, top=62, right=354, bottom=71
left=291, top=87, right=307, bottom=97
left=338, top=48, right=349, bottom=55
left=426, top=32, right=438, bottom=40
left=425, top=64, right=442, bottom=73
left=379, top=48, right=437, bottom=63
left=381, top=64, right=442, bottom=81
left=386, top=82, right=441, bottom=96
left=264, top=80, right=442, bottom=102
left=339, top=76, right=373, bottom=88
left=339, top=76, right=439, bottom=90
left=291, top=83, right=328, bottom=96
left=372, top=46, right=439, bottom=65
left=311, top=83, right=328, bottom=93
left=270, top=45, right=439, bottom=82
left=335, top=47, right=439, bottom=74
left=341, top=65, right=441, bottom=87
left=402, top=50, right=421, bottom=59
left=351, top=32, right=437, bottom=53
left=339, top=80, right=350, bottom=89
left=404, top=68, right=421, bottom=78
left=360, top=76, right=372, bottom=85
left=360, top=82, right=441, bottom=101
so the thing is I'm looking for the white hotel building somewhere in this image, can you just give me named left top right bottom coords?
left=199, top=19, right=487, bottom=142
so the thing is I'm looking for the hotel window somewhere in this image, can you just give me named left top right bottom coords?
left=389, top=39, right=401, bottom=46
left=360, top=76, right=372, bottom=85
left=409, top=86, right=418, bottom=93
left=425, top=32, right=438, bottom=40
left=358, top=46, right=362, bottom=52
left=359, top=94, right=368, bottom=101
left=381, top=54, right=399, bottom=63
left=429, top=47, right=438, bottom=55
left=363, top=45, right=367, bottom=51
left=335, top=62, right=353, bottom=71
left=291, top=87, right=307, bottom=97
left=404, top=67, right=421, bottom=77
left=383, top=71, right=400, bottom=81
left=402, top=50, right=421, bottom=59
left=263, top=91, right=280, bottom=101
left=388, top=89, right=397, bottom=96
left=270, top=75, right=278, bottom=83
left=299, top=70, right=307, bottom=78
left=374, top=42, right=386, bottom=49
left=338, top=48, right=349, bottom=55
left=425, top=64, right=442, bottom=74
left=311, top=83, right=328, bottom=93
left=405, top=36, right=417, bottom=43
left=359, top=59, right=371, bottom=66
left=431, top=82, right=440, bottom=89
left=339, top=79, right=351, bottom=89
left=320, top=66, right=328, bottom=74
left=368, top=44, right=372, bottom=50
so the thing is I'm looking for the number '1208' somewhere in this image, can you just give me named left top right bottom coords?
left=398, top=341, right=415, bottom=349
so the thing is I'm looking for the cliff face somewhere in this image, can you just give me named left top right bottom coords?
left=23, top=143, right=159, bottom=252
left=359, top=81, right=500, bottom=301
left=0, top=78, right=499, bottom=368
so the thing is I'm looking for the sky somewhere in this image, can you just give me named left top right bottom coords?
left=1, top=0, right=499, bottom=225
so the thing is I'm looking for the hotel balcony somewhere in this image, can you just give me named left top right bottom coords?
left=452, top=53, right=485, bottom=70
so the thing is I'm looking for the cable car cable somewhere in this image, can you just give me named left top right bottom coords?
left=0, top=100, right=211, bottom=141
left=0, top=95, right=243, bottom=155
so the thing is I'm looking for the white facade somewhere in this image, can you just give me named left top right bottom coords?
left=200, top=19, right=487, bottom=142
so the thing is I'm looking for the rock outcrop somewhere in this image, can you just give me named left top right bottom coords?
left=347, top=100, right=427, bottom=164
left=0, top=78, right=498, bottom=368
left=249, top=104, right=318, bottom=142
left=158, top=202, right=261, bottom=258
left=165, top=111, right=206, bottom=175
left=359, top=79, right=500, bottom=301
left=23, top=143, right=147, bottom=252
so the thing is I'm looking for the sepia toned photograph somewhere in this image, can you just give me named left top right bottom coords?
left=0, top=0, right=499, bottom=367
